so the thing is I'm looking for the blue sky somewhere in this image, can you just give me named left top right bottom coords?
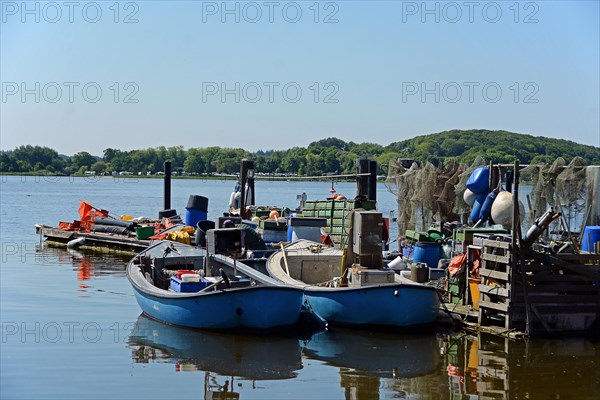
left=1, top=0, right=599, bottom=155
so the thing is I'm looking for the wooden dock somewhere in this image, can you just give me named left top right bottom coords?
left=36, top=225, right=150, bottom=255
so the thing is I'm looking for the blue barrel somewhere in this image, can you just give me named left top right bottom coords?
left=185, top=208, right=207, bottom=227
left=413, top=242, right=442, bottom=268
left=581, top=226, right=600, bottom=252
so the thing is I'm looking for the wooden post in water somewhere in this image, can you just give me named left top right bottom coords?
left=240, top=159, right=255, bottom=217
left=356, top=159, right=370, bottom=199
left=368, top=160, right=377, bottom=202
left=164, top=161, right=172, bottom=210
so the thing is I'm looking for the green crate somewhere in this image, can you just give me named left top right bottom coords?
left=259, top=220, right=287, bottom=231
left=332, top=209, right=345, bottom=218
left=330, top=226, right=347, bottom=234
left=404, top=229, right=430, bottom=243
left=354, top=199, right=376, bottom=210
left=317, top=201, right=333, bottom=210
left=453, top=227, right=507, bottom=242
left=333, top=200, right=349, bottom=209
left=447, top=271, right=465, bottom=304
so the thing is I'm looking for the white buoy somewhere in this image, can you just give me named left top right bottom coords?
left=463, top=189, right=477, bottom=206
left=67, top=237, right=85, bottom=249
left=491, top=191, right=513, bottom=227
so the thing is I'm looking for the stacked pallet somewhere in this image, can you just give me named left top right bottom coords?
left=478, top=238, right=600, bottom=334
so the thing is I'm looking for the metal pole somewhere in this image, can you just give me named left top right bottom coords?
left=164, top=161, right=171, bottom=210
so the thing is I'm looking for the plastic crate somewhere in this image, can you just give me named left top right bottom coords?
left=170, top=277, right=208, bottom=293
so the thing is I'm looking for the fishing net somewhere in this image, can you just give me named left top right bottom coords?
left=521, top=157, right=565, bottom=220
left=386, top=158, right=465, bottom=238
left=387, top=155, right=598, bottom=241
left=436, top=160, right=463, bottom=222
left=521, top=156, right=590, bottom=233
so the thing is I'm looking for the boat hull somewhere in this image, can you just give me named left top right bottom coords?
left=265, top=239, right=441, bottom=328
left=131, top=284, right=304, bottom=330
left=305, top=284, right=440, bottom=328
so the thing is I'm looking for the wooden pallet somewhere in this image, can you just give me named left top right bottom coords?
left=477, top=238, right=600, bottom=334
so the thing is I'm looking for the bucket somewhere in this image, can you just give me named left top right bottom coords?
left=581, top=226, right=600, bottom=253
left=195, top=220, right=215, bottom=247
left=135, top=226, right=155, bottom=240
left=185, top=208, right=208, bottom=228
left=410, top=263, right=429, bottom=283
left=413, top=242, right=442, bottom=268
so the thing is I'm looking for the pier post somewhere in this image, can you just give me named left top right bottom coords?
left=368, top=160, right=377, bottom=202
left=164, top=161, right=172, bottom=210
left=240, top=159, right=255, bottom=216
left=356, top=159, right=370, bottom=199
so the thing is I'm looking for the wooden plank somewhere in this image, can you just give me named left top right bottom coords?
left=480, top=268, right=509, bottom=281
left=512, top=294, right=600, bottom=304
left=41, top=227, right=75, bottom=240
left=525, top=251, right=600, bottom=279
left=513, top=284, right=600, bottom=293
left=479, top=300, right=510, bottom=312
left=527, top=274, right=591, bottom=283
left=483, top=239, right=510, bottom=249
left=551, top=253, right=600, bottom=262
left=479, top=284, right=510, bottom=298
left=482, top=253, right=511, bottom=264
left=510, top=304, right=599, bottom=313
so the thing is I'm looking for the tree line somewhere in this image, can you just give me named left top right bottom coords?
left=1, top=130, right=599, bottom=176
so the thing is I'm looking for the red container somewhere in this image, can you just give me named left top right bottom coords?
left=176, top=270, right=197, bottom=280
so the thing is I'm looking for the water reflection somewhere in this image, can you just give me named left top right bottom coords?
left=36, top=244, right=130, bottom=277
left=303, top=329, right=440, bottom=399
left=442, top=333, right=600, bottom=400
left=127, top=314, right=303, bottom=380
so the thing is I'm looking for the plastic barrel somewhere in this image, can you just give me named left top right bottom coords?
left=581, top=226, right=600, bottom=253
left=185, top=208, right=208, bottom=228
left=413, top=242, right=442, bottom=268
left=186, top=195, right=208, bottom=211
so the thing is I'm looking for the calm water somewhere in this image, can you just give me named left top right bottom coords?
left=1, top=175, right=598, bottom=399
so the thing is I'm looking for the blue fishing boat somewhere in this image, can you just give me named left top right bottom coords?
left=127, top=241, right=310, bottom=331
left=266, top=240, right=440, bottom=328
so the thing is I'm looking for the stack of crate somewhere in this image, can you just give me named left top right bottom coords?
left=302, top=199, right=376, bottom=247
left=477, top=238, right=514, bottom=329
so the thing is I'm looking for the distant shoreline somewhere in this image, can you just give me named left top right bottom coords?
left=0, top=173, right=360, bottom=182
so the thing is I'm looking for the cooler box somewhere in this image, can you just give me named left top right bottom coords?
left=170, top=276, right=208, bottom=293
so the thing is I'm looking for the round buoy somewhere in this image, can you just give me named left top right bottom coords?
left=269, top=210, right=280, bottom=219
left=491, top=191, right=513, bottom=227
left=463, top=189, right=477, bottom=206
